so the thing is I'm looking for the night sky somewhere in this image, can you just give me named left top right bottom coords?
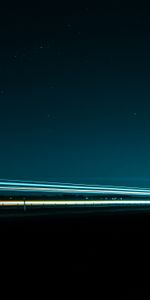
left=1, top=2, right=150, bottom=187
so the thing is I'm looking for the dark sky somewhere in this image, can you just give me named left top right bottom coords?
left=0, top=1, right=150, bottom=187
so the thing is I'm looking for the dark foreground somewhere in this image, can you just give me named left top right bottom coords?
left=0, top=207, right=150, bottom=297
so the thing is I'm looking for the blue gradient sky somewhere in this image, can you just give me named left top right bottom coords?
left=0, top=2, right=150, bottom=187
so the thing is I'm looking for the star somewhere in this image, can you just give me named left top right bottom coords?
left=66, top=23, right=72, bottom=28
left=0, top=89, right=5, bottom=95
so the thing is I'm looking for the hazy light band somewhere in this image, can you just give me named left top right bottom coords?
left=1, top=181, right=150, bottom=196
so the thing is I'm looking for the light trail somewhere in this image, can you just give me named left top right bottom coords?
left=1, top=200, right=150, bottom=207
left=0, top=180, right=150, bottom=196
left=0, top=179, right=149, bottom=190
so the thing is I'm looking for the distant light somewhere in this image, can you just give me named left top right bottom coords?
left=1, top=200, right=150, bottom=207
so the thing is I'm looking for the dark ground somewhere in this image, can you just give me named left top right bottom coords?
left=0, top=210, right=150, bottom=299
left=0, top=210, right=150, bottom=281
